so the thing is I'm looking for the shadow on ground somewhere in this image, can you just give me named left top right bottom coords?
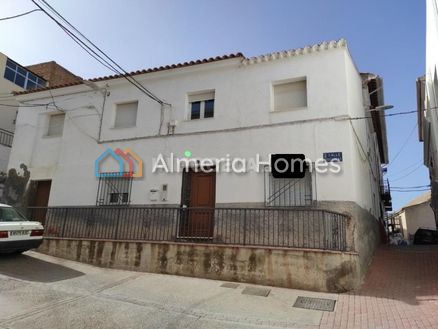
left=0, top=253, right=84, bottom=282
left=350, top=245, right=438, bottom=305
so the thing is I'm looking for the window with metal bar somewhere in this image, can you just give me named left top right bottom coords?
left=264, top=169, right=312, bottom=207
left=96, top=173, right=133, bottom=206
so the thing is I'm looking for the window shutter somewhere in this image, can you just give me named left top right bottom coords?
left=188, top=91, right=215, bottom=103
left=273, top=80, right=307, bottom=111
left=47, top=113, right=65, bottom=136
left=115, top=102, right=138, bottom=128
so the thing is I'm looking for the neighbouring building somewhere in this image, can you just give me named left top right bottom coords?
left=9, top=39, right=390, bottom=292
left=418, top=0, right=438, bottom=225
left=0, top=52, right=81, bottom=175
left=389, top=192, right=436, bottom=240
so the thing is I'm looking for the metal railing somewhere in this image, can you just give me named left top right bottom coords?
left=0, top=128, right=13, bottom=147
left=27, top=206, right=349, bottom=251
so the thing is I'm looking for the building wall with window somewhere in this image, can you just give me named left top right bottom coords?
left=9, top=40, right=387, bottom=226
left=0, top=52, right=80, bottom=174
left=0, top=53, right=26, bottom=133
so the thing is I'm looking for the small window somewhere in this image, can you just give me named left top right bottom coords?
left=14, top=73, right=26, bottom=88
left=4, top=67, right=15, bottom=82
left=3, top=57, right=47, bottom=90
left=190, top=101, right=201, bottom=120
left=47, top=113, right=65, bottom=136
left=264, top=168, right=312, bottom=207
left=97, top=174, right=132, bottom=206
left=109, top=192, right=129, bottom=204
left=188, top=91, right=215, bottom=120
left=273, top=79, right=307, bottom=111
left=114, top=101, right=138, bottom=128
left=204, top=99, right=215, bottom=118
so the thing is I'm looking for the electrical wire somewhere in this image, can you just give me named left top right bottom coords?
left=391, top=189, right=430, bottom=193
left=31, top=0, right=168, bottom=106
left=390, top=163, right=424, bottom=182
left=0, top=9, right=41, bottom=21
left=385, top=123, right=417, bottom=167
left=349, top=109, right=419, bottom=121
left=391, top=184, right=430, bottom=189
left=390, top=160, right=423, bottom=176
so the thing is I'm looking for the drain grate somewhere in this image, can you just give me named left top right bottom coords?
left=293, top=296, right=336, bottom=312
left=241, top=286, right=271, bottom=297
left=220, top=282, right=240, bottom=289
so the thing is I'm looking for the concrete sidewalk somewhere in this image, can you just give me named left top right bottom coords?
left=319, top=246, right=438, bottom=329
left=0, top=251, right=333, bottom=329
left=2, top=246, right=438, bottom=329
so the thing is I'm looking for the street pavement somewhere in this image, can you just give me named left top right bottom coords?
left=0, top=251, right=330, bottom=329
left=319, top=246, right=438, bottom=329
left=1, top=246, right=438, bottom=329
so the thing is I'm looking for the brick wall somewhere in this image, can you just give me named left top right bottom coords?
left=26, top=61, right=82, bottom=86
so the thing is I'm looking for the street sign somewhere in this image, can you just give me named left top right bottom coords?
left=323, top=152, right=343, bottom=162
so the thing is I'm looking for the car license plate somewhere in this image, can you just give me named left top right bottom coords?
left=9, top=230, right=30, bottom=236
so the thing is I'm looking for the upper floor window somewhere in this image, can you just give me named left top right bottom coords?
left=188, top=91, right=215, bottom=120
left=273, top=78, right=307, bottom=111
left=47, top=113, right=65, bottom=137
left=114, top=101, right=138, bottom=128
left=4, top=58, right=46, bottom=90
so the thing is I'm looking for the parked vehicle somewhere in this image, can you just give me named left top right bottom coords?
left=413, top=228, right=438, bottom=245
left=0, top=203, right=44, bottom=254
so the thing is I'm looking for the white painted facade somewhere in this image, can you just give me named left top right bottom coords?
left=0, top=53, right=23, bottom=133
left=9, top=40, right=387, bottom=218
left=393, top=193, right=437, bottom=239
left=420, top=0, right=438, bottom=220
left=0, top=53, right=22, bottom=173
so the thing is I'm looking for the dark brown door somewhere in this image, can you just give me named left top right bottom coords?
left=180, top=170, right=215, bottom=238
left=32, top=180, right=51, bottom=224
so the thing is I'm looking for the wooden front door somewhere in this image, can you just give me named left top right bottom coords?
left=32, top=180, right=51, bottom=225
left=180, top=170, right=215, bottom=238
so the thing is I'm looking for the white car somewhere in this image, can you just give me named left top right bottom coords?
left=0, top=203, right=44, bottom=254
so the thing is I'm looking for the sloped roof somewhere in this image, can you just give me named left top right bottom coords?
left=403, top=191, right=431, bottom=209
left=14, top=39, right=348, bottom=96
left=14, top=53, right=244, bottom=96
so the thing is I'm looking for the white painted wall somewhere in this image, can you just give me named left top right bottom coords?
left=0, top=52, right=24, bottom=177
left=425, top=1, right=438, bottom=188
left=0, top=53, right=23, bottom=133
left=0, top=144, right=10, bottom=173
left=9, top=42, right=385, bottom=216
left=399, top=202, right=437, bottom=238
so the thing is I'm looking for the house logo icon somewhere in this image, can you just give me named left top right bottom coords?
left=95, top=148, right=143, bottom=178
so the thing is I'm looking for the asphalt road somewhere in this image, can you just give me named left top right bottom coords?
left=0, top=251, right=332, bottom=329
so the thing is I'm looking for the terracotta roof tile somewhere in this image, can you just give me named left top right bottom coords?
left=14, top=53, right=244, bottom=96
left=13, top=39, right=347, bottom=96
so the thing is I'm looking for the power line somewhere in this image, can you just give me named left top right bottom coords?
left=385, top=123, right=417, bottom=167
left=391, top=189, right=430, bottom=193
left=0, top=9, right=41, bottom=21
left=31, top=0, right=168, bottom=106
left=349, top=109, right=418, bottom=121
left=0, top=102, right=51, bottom=108
left=391, top=185, right=430, bottom=189
left=390, top=160, right=423, bottom=176
left=390, top=164, right=424, bottom=182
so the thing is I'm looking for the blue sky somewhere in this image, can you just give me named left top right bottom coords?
left=0, top=0, right=427, bottom=210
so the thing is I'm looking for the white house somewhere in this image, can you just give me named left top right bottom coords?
left=0, top=52, right=80, bottom=175
left=8, top=39, right=389, bottom=290
left=390, top=192, right=436, bottom=240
